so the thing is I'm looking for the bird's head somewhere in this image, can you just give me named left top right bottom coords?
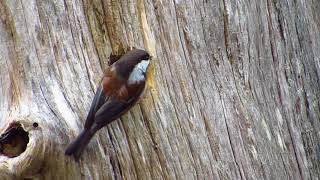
left=114, top=49, right=151, bottom=84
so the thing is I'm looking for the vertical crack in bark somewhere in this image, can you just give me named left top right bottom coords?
left=152, top=0, right=199, bottom=175
left=292, top=7, right=320, bottom=179
left=100, top=0, right=124, bottom=54
left=155, top=75, right=186, bottom=178
left=286, top=122, right=305, bottom=180
left=106, top=128, right=122, bottom=180
left=99, top=0, right=112, bottom=52
left=266, top=0, right=305, bottom=179
left=83, top=0, right=107, bottom=71
left=1, top=1, right=22, bottom=107
left=39, top=85, right=58, bottom=118
left=171, top=0, right=216, bottom=177
left=63, top=0, right=96, bottom=94
left=199, top=108, right=219, bottom=165
left=173, top=0, right=202, bottom=178
left=165, top=78, right=197, bottom=178
left=221, top=0, right=245, bottom=179
left=220, top=95, right=244, bottom=180
left=222, top=0, right=231, bottom=61
left=118, top=118, right=139, bottom=179
left=53, top=0, right=84, bottom=114
left=141, top=21, right=179, bottom=180
left=138, top=104, right=167, bottom=179
left=150, top=92, right=180, bottom=179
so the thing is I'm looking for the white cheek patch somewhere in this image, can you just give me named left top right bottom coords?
left=137, top=60, right=150, bottom=72
left=128, top=60, right=150, bottom=84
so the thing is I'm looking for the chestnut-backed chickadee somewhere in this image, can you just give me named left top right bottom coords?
left=65, top=49, right=151, bottom=160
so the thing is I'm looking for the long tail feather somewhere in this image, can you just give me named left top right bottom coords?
left=65, top=129, right=95, bottom=160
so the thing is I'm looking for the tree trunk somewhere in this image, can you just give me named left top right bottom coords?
left=0, top=0, right=319, bottom=179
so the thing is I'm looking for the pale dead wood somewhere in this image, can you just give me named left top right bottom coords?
left=0, top=0, right=319, bottom=179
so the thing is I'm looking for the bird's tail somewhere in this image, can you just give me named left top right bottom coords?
left=65, top=129, right=95, bottom=160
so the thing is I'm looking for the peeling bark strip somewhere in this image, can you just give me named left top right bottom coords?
left=0, top=0, right=319, bottom=179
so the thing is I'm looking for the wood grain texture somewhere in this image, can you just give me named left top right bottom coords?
left=0, top=0, right=319, bottom=179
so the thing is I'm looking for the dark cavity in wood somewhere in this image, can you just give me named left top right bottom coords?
left=0, top=122, right=29, bottom=158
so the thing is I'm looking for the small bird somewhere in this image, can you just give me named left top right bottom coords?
left=65, top=49, right=151, bottom=160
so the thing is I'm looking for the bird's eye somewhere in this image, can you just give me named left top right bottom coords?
left=144, top=54, right=150, bottom=60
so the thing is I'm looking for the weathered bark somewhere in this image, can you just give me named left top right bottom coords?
left=0, top=0, right=319, bottom=179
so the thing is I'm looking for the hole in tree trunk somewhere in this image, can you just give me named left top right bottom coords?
left=32, top=122, right=38, bottom=128
left=0, top=122, right=29, bottom=158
